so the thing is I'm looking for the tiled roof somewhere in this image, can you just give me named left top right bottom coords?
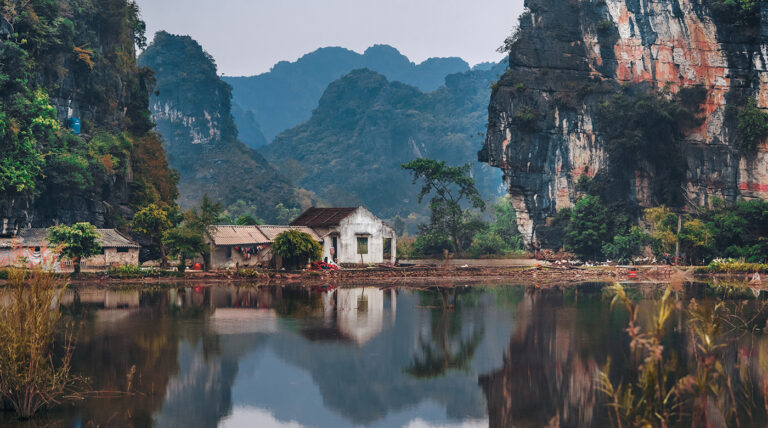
left=289, top=207, right=358, bottom=227
left=258, top=225, right=322, bottom=242
left=0, top=228, right=139, bottom=248
left=208, top=226, right=270, bottom=246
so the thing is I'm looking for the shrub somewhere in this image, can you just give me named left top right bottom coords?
left=733, top=97, right=768, bottom=154
left=272, top=230, right=322, bottom=270
left=513, top=107, right=539, bottom=132
left=602, top=226, right=652, bottom=264
left=236, top=268, right=264, bottom=278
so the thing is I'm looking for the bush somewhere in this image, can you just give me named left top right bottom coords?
left=235, top=268, right=264, bottom=278
left=469, top=231, right=508, bottom=257
left=602, top=226, right=651, bottom=264
left=513, top=107, right=539, bottom=132
left=272, top=230, right=322, bottom=270
left=107, top=264, right=144, bottom=278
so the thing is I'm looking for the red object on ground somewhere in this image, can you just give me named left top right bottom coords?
left=310, top=261, right=338, bottom=271
left=629, top=270, right=638, bottom=279
left=192, top=263, right=202, bottom=271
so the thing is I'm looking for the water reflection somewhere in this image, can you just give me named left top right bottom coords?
left=2, top=283, right=768, bottom=427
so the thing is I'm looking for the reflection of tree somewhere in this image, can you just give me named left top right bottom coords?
left=407, top=288, right=485, bottom=378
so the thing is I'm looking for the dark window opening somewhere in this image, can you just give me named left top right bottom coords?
left=117, top=248, right=129, bottom=253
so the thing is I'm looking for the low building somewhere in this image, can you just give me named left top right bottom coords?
left=206, top=225, right=322, bottom=269
left=0, top=228, right=140, bottom=271
left=290, top=206, right=397, bottom=265
left=206, top=206, right=396, bottom=269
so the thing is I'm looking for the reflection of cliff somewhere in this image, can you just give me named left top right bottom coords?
left=479, top=290, right=611, bottom=428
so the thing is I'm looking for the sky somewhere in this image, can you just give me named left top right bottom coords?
left=134, top=0, right=525, bottom=77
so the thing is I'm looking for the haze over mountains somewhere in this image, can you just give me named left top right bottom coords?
left=224, top=45, right=472, bottom=144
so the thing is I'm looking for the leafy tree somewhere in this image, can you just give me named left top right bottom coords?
left=402, top=159, right=486, bottom=254
left=701, top=198, right=768, bottom=262
left=488, top=196, right=524, bottom=250
left=272, top=230, right=322, bottom=270
left=162, top=226, right=206, bottom=272
left=564, top=195, right=611, bottom=260
left=183, top=195, right=224, bottom=270
left=47, top=223, right=102, bottom=274
left=235, top=215, right=260, bottom=226
left=131, top=204, right=174, bottom=267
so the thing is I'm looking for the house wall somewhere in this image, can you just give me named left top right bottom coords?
left=210, top=244, right=273, bottom=269
left=0, top=247, right=138, bottom=271
left=332, top=207, right=397, bottom=265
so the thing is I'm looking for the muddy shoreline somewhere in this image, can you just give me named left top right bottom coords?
left=0, top=264, right=732, bottom=288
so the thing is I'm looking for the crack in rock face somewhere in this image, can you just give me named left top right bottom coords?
left=481, top=0, right=768, bottom=248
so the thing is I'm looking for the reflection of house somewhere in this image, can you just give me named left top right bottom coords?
left=291, top=206, right=396, bottom=265
left=336, top=288, right=386, bottom=345
left=0, top=228, right=140, bottom=270
left=206, top=225, right=322, bottom=269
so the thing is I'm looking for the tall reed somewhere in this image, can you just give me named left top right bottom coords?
left=0, top=267, right=85, bottom=419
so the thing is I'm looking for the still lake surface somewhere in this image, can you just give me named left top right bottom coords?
left=3, top=282, right=768, bottom=427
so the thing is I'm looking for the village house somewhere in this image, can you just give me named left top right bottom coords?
left=206, top=206, right=397, bottom=269
left=290, top=206, right=397, bottom=265
left=206, top=225, right=322, bottom=269
left=0, top=228, right=140, bottom=271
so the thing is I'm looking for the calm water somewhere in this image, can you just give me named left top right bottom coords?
left=2, top=283, right=768, bottom=427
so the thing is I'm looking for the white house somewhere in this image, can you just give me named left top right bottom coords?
left=290, top=206, right=396, bottom=265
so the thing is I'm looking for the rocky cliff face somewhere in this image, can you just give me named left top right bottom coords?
left=139, top=32, right=299, bottom=221
left=480, top=0, right=768, bottom=247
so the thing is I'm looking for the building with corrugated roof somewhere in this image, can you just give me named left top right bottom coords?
left=0, top=228, right=140, bottom=271
left=205, top=225, right=323, bottom=269
left=205, top=206, right=396, bottom=269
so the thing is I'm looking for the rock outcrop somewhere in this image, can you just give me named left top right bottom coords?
left=480, top=0, right=768, bottom=247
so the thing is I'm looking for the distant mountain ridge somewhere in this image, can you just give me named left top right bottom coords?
left=224, top=45, right=471, bottom=143
left=262, top=62, right=507, bottom=221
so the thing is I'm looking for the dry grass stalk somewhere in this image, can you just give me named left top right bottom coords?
left=0, top=267, right=86, bottom=419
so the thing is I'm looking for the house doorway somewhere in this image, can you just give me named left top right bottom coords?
left=332, top=236, right=338, bottom=263
left=383, top=238, right=392, bottom=261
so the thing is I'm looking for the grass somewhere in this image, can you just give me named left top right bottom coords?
left=698, top=258, right=768, bottom=274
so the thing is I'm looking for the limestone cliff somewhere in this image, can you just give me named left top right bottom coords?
left=480, top=0, right=768, bottom=247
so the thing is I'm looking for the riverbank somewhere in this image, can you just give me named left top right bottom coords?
left=0, top=263, right=703, bottom=288
left=1, top=261, right=761, bottom=289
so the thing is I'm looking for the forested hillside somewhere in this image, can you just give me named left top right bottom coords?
left=139, top=31, right=299, bottom=221
left=0, top=0, right=177, bottom=234
left=264, top=62, right=507, bottom=223
left=225, top=45, right=471, bottom=143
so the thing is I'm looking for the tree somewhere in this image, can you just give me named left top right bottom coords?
left=235, top=215, right=260, bottom=226
left=488, top=196, right=524, bottom=251
left=162, top=226, right=206, bottom=272
left=402, top=159, right=486, bottom=254
left=47, top=223, right=102, bottom=274
left=272, top=230, right=322, bottom=270
left=183, top=194, right=223, bottom=270
left=564, top=195, right=610, bottom=260
left=131, top=204, right=173, bottom=267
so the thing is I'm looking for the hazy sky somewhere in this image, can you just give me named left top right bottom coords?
left=134, top=0, right=525, bottom=76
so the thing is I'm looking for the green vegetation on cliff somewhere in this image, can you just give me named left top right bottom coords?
left=0, top=0, right=177, bottom=226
